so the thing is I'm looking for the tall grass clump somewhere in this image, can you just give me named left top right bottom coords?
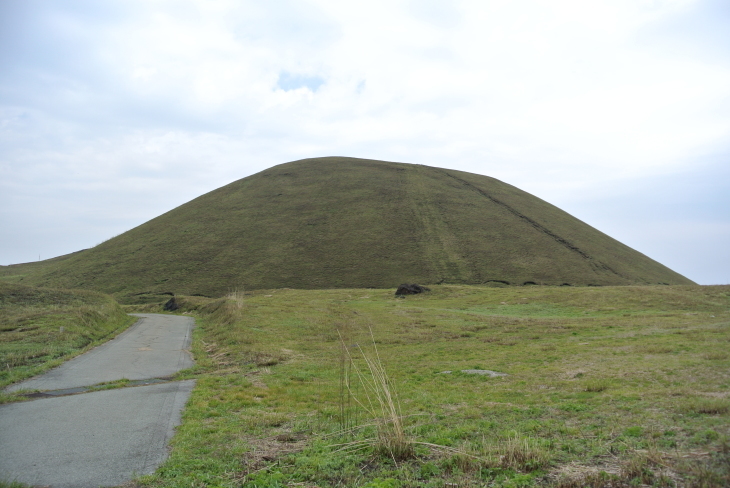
left=336, top=327, right=484, bottom=463
left=338, top=334, right=358, bottom=434
left=338, top=328, right=414, bottom=460
left=477, top=435, right=550, bottom=473
left=497, top=436, right=550, bottom=472
left=583, top=378, right=611, bottom=392
left=199, top=296, right=243, bottom=326
left=680, top=398, right=730, bottom=415
left=225, top=287, right=245, bottom=310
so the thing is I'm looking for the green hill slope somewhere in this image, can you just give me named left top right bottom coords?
left=0, top=250, right=84, bottom=282
left=16, top=157, right=693, bottom=298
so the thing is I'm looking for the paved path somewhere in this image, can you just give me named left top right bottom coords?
left=0, top=314, right=196, bottom=488
left=7, top=313, right=194, bottom=392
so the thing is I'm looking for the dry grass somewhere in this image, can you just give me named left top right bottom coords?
left=494, top=436, right=550, bottom=472
left=583, top=378, right=611, bottom=392
left=680, top=398, right=730, bottom=415
left=338, top=328, right=414, bottom=461
left=225, top=287, right=246, bottom=309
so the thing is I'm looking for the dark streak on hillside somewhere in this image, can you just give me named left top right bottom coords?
left=436, top=169, right=627, bottom=280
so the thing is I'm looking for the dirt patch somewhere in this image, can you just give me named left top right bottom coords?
left=244, top=368, right=270, bottom=389
left=701, top=391, right=730, bottom=398
left=439, top=369, right=508, bottom=377
left=237, top=433, right=308, bottom=480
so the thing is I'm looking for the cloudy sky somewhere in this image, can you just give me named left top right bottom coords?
left=1, top=0, right=728, bottom=284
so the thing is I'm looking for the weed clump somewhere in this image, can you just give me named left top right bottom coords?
left=680, top=398, right=730, bottom=415
left=338, top=328, right=414, bottom=461
left=491, top=436, right=550, bottom=472
left=583, top=378, right=611, bottom=392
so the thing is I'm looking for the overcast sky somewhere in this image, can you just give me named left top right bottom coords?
left=1, top=0, right=728, bottom=284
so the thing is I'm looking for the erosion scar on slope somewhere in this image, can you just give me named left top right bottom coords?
left=436, top=169, right=627, bottom=280
left=407, top=166, right=473, bottom=282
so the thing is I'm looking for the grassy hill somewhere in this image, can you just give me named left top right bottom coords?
left=10, top=157, right=693, bottom=300
left=0, top=250, right=83, bottom=282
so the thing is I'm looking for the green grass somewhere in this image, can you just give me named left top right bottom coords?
left=133, top=284, right=729, bottom=487
left=6, top=157, right=692, bottom=301
left=0, top=481, right=31, bottom=488
left=0, top=282, right=136, bottom=396
left=0, top=249, right=83, bottom=283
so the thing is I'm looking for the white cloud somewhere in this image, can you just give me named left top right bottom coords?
left=1, top=0, right=729, bottom=283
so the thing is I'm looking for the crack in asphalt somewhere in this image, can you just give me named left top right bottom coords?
left=19, top=376, right=178, bottom=400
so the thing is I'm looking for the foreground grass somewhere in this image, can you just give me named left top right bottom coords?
left=0, top=481, right=30, bottom=488
left=143, top=285, right=728, bottom=487
left=0, top=283, right=136, bottom=396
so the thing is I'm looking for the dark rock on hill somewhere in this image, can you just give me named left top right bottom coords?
left=395, top=284, right=431, bottom=295
left=163, top=297, right=180, bottom=311
left=17, top=157, right=694, bottom=298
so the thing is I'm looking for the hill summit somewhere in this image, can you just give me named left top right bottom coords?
left=16, top=157, right=693, bottom=297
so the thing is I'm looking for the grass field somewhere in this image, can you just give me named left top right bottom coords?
left=0, top=283, right=136, bottom=399
left=126, top=284, right=729, bottom=487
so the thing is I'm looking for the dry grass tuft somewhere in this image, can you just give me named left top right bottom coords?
left=703, top=352, right=729, bottom=360
left=339, top=328, right=414, bottom=461
left=225, top=287, right=246, bottom=309
left=552, top=470, right=619, bottom=488
left=495, top=436, right=549, bottom=472
left=680, top=398, right=730, bottom=415
left=621, top=452, right=658, bottom=485
left=680, top=440, right=730, bottom=488
left=583, top=378, right=611, bottom=392
left=239, top=432, right=308, bottom=480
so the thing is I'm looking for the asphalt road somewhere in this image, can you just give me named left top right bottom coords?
left=0, top=313, right=196, bottom=488
left=7, top=313, right=194, bottom=392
